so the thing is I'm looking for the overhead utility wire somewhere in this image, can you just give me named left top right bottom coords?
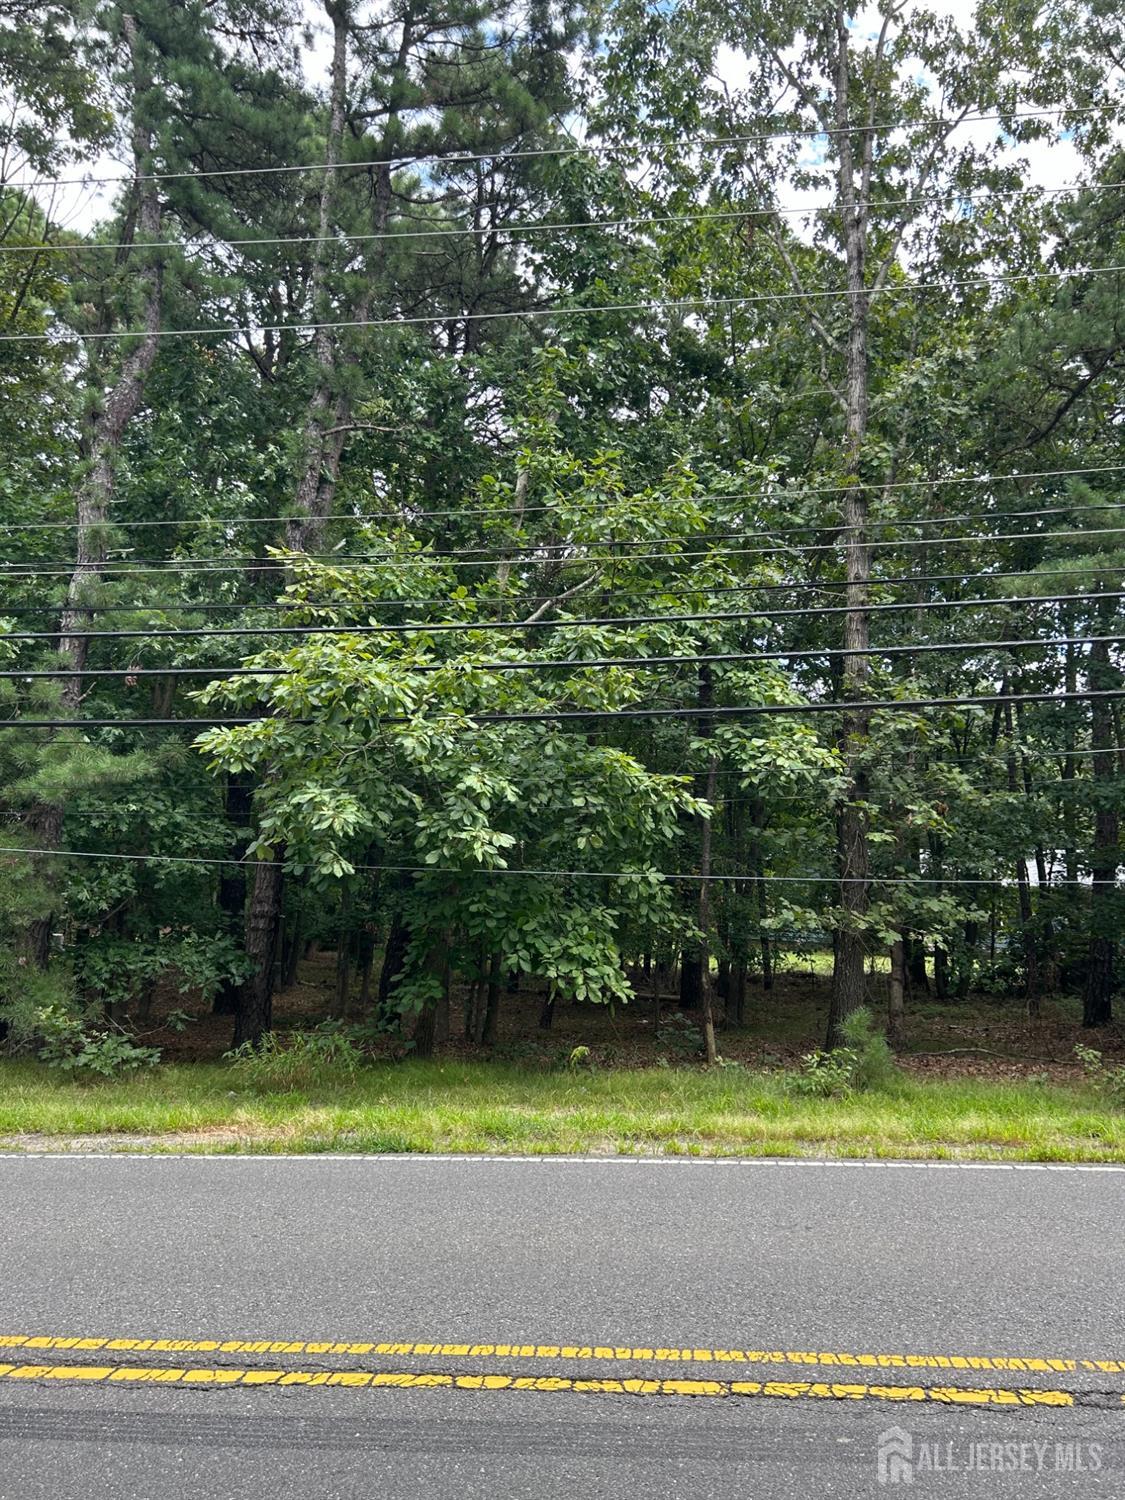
left=6, top=179, right=1122, bottom=256
left=4, top=263, right=1122, bottom=343
left=4, top=688, right=1124, bottom=729
left=0, top=563, right=1119, bottom=618
left=3, top=633, right=1120, bottom=681
left=4, top=463, right=1123, bottom=534
left=4, top=523, right=1123, bottom=581
left=1, top=590, right=1120, bottom=642
left=9, top=106, right=1110, bottom=190
left=0, top=843, right=1118, bottom=887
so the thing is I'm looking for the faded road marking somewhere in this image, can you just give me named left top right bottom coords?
left=0, top=1360, right=1109, bottom=1408
left=0, top=1333, right=1119, bottom=1376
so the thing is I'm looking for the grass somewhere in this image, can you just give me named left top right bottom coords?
left=0, top=1058, right=1122, bottom=1162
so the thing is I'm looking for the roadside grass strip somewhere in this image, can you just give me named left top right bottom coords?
left=1, top=1334, right=1121, bottom=1376
left=1, top=1360, right=1120, bottom=1408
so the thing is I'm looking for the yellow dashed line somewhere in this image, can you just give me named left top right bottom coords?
left=0, top=1334, right=1110, bottom=1375
left=0, top=1360, right=1110, bottom=1408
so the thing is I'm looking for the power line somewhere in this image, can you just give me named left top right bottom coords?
left=0, top=563, right=1119, bottom=618
left=1, top=634, right=1119, bottom=681
left=1, top=589, right=1120, bottom=642
left=464, top=689, right=1125, bottom=724
left=7, top=179, right=1121, bottom=257
left=4, top=463, right=1121, bottom=534
left=4, top=688, right=1123, bottom=729
left=10, top=106, right=1109, bottom=191
left=0, top=843, right=1117, bottom=887
left=4, top=522, right=1124, bottom=581
left=6, top=262, right=1123, bottom=344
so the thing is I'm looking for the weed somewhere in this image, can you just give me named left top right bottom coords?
left=35, top=1007, right=161, bottom=1078
left=225, top=1024, right=364, bottom=1091
left=787, top=1008, right=900, bottom=1098
left=1074, top=1044, right=1125, bottom=1107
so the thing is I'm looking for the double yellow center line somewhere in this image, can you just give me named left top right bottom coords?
left=0, top=1362, right=1106, bottom=1407
left=1, top=1333, right=1122, bottom=1411
left=1, top=1333, right=1119, bottom=1374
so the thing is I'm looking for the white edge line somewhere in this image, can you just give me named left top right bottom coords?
left=0, top=1153, right=1123, bottom=1171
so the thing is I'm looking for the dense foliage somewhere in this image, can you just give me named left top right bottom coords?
left=0, top=0, right=1122, bottom=1064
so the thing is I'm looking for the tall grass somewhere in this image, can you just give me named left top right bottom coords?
left=0, top=1058, right=1121, bottom=1161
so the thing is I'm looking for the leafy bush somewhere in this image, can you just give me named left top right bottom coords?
left=655, top=1011, right=704, bottom=1059
left=788, top=1008, right=899, bottom=1098
left=35, top=1006, right=161, bottom=1077
left=789, top=1047, right=859, bottom=1098
left=225, top=1023, right=364, bottom=1091
left=1074, top=1044, right=1125, bottom=1108
left=839, top=1008, right=899, bottom=1090
left=76, top=933, right=254, bottom=1015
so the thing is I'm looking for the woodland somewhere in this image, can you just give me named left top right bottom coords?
left=0, top=0, right=1123, bottom=1083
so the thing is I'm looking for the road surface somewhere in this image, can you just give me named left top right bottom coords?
left=0, top=1154, right=1122, bottom=1498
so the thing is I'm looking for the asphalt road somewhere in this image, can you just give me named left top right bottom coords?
left=0, top=1154, right=1123, bottom=1498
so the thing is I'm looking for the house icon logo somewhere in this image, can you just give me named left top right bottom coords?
left=877, top=1426, right=914, bottom=1485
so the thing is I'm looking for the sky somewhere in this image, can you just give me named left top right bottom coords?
left=24, top=0, right=1113, bottom=263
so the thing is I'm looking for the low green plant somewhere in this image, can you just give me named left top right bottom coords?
left=1074, top=1044, right=1125, bottom=1107
left=225, top=1023, right=364, bottom=1091
left=788, top=1008, right=900, bottom=1098
left=655, top=1011, right=704, bottom=1059
left=35, top=1006, right=161, bottom=1078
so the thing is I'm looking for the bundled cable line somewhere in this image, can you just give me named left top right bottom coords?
left=3, top=523, right=1124, bottom=581
left=7, top=180, right=1123, bottom=257
left=1, top=633, right=1119, bottom=680
left=0, top=564, right=1120, bottom=618
left=4, top=263, right=1123, bottom=343
left=9, top=104, right=1111, bottom=191
left=0, top=843, right=1117, bottom=888
left=4, top=463, right=1122, bottom=533
left=3, top=688, right=1123, bottom=730
left=0, top=589, right=1119, bottom=642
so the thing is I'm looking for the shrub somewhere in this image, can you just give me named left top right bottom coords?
left=35, top=1006, right=161, bottom=1077
left=787, top=1008, right=900, bottom=1098
left=225, top=1023, right=364, bottom=1091
left=655, top=1011, right=704, bottom=1060
left=1074, top=1044, right=1125, bottom=1108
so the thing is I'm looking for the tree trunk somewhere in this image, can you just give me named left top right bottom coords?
left=1005, top=698, right=1039, bottom=1014
left=335, top=934, right=353, bottom=1018
left=748, top=796, right=773, bottom=990
left=826, top=9, right=873, bottom=1047
left=285, top=3, right=399, bottom=555
left=538, top=988, right=556, bottom=1031
left=697, top=751, right=720, bottom=1067
left=905, top=933, right=929, bottom=993
left=357, top=924, right=376, bottom=1013
left=214, top=775, right=252, bottom=1014
left=729, top=959, right=747, bottom=1027
left=933, top=943, right=950, bottom=1002
left=378, top=909, right=409, bottom=1012
left=678, top=951, right=702, bottom=1011
left=1084, top=632, right=1119, bottom=1026
left=334, top=885, right=353, bottom=1016
left=233, top=860, right=283, bottom=1048
left=888, top=936, right=905, bottom=1044
left=22, top=10, right=162, bottom=962
left=411, top=930, right=450, bottom=1058
left=480, top=951, right=502, bottom=1045
left=281, top=905, right=303, bottom=991
left=1063, top=631, right=1079, bottom=886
